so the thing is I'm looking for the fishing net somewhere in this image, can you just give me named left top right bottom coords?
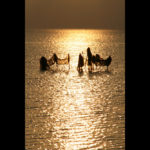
left=57, top=58, right=69, bottom=65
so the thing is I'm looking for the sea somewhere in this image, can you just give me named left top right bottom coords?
left=25, top=29, right=125, bottom=150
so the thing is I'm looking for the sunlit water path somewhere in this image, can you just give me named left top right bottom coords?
left=25, top=29, right=125, bottom=150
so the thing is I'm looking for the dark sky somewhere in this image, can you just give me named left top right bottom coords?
left=25, top=0, right=125, bottom=30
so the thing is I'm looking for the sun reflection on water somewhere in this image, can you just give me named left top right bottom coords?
left=25, top=29, right=125, bottom=150
left=44, top=68, right=108, bottom=149
left=49, top=29, right=107, bottom=69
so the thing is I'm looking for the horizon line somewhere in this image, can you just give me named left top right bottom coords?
left=25, top=27, right=125, bottom=31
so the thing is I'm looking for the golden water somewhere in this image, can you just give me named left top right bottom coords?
left=25, top=29, right=125, bottom=150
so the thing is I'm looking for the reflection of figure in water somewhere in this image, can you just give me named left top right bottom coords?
left=40, top=56, right=50, bottom=70
left=77, top=53, right=84, bottom=72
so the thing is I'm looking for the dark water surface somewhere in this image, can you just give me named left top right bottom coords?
left=25, top=29, right=125, bottom=150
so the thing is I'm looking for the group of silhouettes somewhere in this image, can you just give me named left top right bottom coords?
left=40, top=53, right=70, bottom=70
left=40, top=47, right=112, bottom=72
left=77, top=47, right=112, bottom=72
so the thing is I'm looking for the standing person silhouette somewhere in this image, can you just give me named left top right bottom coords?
left=87, top=47, right=92, bottom=70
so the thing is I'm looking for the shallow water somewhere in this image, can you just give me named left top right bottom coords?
left=25, top=29, right=125, bottom=150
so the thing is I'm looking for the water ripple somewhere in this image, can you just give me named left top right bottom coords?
left=26, top=29, right=125, bottom=150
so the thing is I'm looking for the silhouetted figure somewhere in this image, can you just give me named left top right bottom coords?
left=68, top=54, right=70, bottom=69
left=99, top=56, right=112, bottom=71
left=96, top=54, right=100, bottom=61
left=48, top=54, right=55, bottom=66
left=53, top=53, right=58, bottom=64
left=87, top=47, right=94, bottom=71
left=40, top=56, right=49, bottom=70
left=87, top=47, right=92, bottom=66
left=92, top=55, right=96, bottom=64
left=105, top=56, right=112, bottom=71
left=77, top=53, right=84, bottom=71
